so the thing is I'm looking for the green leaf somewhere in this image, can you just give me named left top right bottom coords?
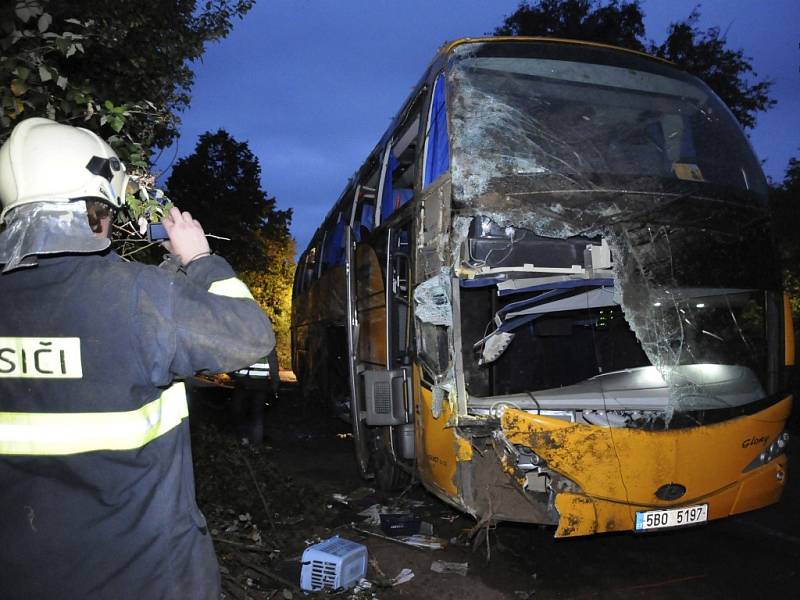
left=15, top=2, right=44, bottom=23
left=7, top=29, right=23, bottom=45
left=37, top=12, right=52, bottom=33
left=56, top=75, right=68, bottom=89
left=10, top=79, right=28, bottom=96
left=38, top=65, right=52, bottom=82
left=109, top=115, right=124, bottom=132
left=13, top=66, right=30, bottom=81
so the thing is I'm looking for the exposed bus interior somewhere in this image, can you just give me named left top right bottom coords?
left=455, top=216, right=774, bottom=430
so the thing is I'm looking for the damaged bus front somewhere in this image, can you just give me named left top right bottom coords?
left=292, top=38, right=793, bottom=538
left=413, top=40, right=792, bottom=537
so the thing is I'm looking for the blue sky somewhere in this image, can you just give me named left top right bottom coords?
left=159, top=0, right=800, bottom=253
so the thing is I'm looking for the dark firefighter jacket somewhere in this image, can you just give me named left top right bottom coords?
left=0, top=252, right=274, bottom=600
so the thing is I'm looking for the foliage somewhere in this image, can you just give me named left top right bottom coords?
left=770, top=154, right=800, bottom=314
left=494, top=0, right=646, bottom=50
left=651, top=9, right=775, bottom=129
left=166, top=130, right=295, bottom=363
left=166, top=130, right=293, bottom=271
left=494, top=0, right=774, bottom=128
left=1, top=0, right=254, bottom=166
left=240, top=237, right=296, bottom=369
left=2, top=0, right=255, bottom=256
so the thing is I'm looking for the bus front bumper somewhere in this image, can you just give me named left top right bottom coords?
left=500, top=396, right=791, bottom=538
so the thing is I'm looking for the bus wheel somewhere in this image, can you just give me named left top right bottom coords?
left=370, top=426, right=410, bottom=491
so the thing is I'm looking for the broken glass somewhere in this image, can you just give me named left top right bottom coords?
left=445, top=41, right=780, bottom=422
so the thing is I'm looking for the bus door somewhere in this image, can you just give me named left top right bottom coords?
left=344, top=220, right=370, bottom=476
left=346, top=219, right=415, bottom=487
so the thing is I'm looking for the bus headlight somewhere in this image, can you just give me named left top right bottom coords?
left=743, top=432, right=789, bottom=473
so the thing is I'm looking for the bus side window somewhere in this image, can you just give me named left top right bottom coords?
left=355, top=167, right=380, bottom=239
left=389, top=224, right=412, bottom=365
left=321, top=212, right=345, bottom=273
left=294, top=254, right=306, bottom=295
left=303, top=246, right=318, bottom=290
left=359, top=200, right=375, bottom=236
left=422, top=72, right=450, bottom=187
left=380, top=106, right=422, bottom=223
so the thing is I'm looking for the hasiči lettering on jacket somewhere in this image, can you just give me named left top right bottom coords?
left=0, top=338, right=83, bottom=378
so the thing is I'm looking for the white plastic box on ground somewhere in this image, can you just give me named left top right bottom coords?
left=300, top=536, right=368, bottom=592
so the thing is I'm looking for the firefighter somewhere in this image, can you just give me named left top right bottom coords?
left=0, top=118, right=274, bottom=599
left=231, top=347, right=280, bottom=448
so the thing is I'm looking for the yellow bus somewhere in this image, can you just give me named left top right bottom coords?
left=291, top=37, right=793, bottom=537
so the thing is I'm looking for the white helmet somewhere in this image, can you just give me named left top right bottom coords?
left=0, top=117, right=129, bottom=223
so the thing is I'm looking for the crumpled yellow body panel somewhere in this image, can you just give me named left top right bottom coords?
left=413, top=366, right=473, bottom=499
left=502, top=396, right=791, bottom=537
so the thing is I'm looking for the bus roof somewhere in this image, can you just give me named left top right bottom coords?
left=437, top=36, right=674, bottom=67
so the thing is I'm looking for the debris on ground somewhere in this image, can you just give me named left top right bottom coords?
left=190, top=389, right=481, bottom=599
left=333, top=487, right=377, bottom=507
left=390, top=568, right=415, bottom=586
left=192, top=423, right=338, bottom=599
left=430, top=560, right=469, bottom=576
left=351, top=498, right=447, bottom=550
left=394, top=534, right=447, bottom=550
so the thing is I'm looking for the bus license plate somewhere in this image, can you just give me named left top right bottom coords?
left=635, top=504, right=708, bottom=531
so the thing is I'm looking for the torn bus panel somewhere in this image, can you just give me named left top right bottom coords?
left=500, top=399, right=790, bottom=536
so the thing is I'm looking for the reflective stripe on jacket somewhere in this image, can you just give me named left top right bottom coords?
left=235, top=360, right=271, bottom=377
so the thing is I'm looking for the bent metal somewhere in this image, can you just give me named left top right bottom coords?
left=291, top=37, right=793, bottom=538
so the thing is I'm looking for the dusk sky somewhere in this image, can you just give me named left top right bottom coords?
left=157, top=0, right=800, bottom=254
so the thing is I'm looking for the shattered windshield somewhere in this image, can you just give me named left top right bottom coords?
left=447, top=42, right=767, bottom=201
left=445, top=43, right=780, bottom=418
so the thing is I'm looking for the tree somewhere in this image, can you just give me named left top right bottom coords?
left=494, top=1, right=774, bottom=129
left=769, top=155, right=800, bottom=393
left=166, top=130, right=295, bottom=363
left=1, top=0, right=254, bottom=166
left=494, top=0, right=646, bottom=51
left=239, top=239, right=296, bottom=368
left=770, top=154, right=800, bottom=306
left=770, top=154, right=800, bottom=261
left=652, top=9, right=774, bottom=129
left=166, top=129, right=292, bottom=272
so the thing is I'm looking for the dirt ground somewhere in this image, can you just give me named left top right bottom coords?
left=188, top=378, right=800, bottom=600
